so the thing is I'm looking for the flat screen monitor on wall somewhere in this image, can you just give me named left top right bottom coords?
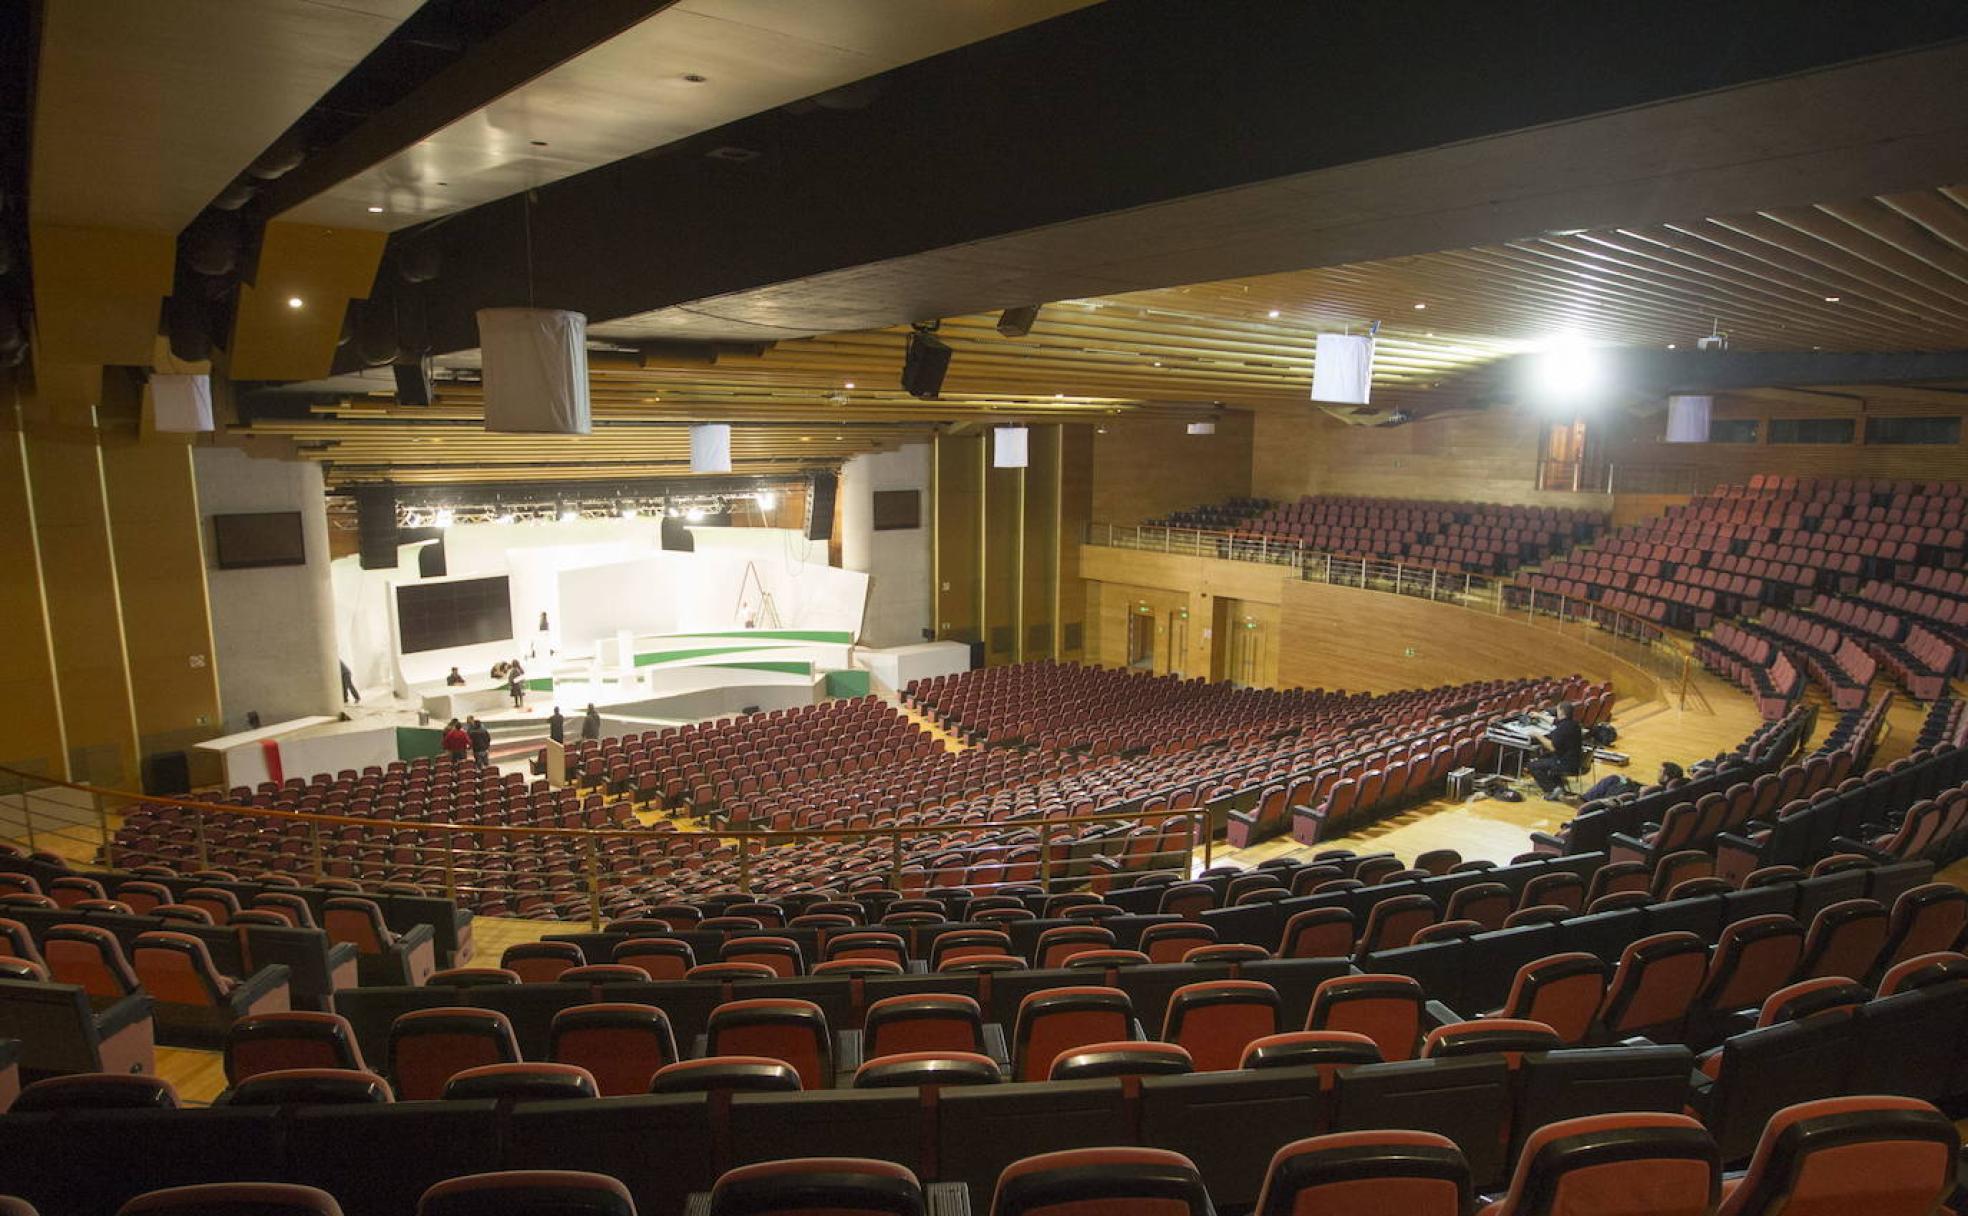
left=212, top=512, right=306, bottom=569
left=397, top=576, right=513, bottom=654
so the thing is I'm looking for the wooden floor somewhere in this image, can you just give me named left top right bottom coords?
left=130, top=668, right=1968, bottom=1107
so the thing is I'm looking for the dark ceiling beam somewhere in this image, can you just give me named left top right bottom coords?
left=350, top=1, right=1968, bottom=366
left=257, top=0, right=677, bottom=219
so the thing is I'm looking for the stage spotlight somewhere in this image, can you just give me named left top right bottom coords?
left=620, top=507, right=637, bottom=519
left=434, top=508, right=454, bottom=529
left=1526, top=334, right=1605, bottom=409
left=686, top=507, right=706, bottom=522
left=560, top=510, right=579, bottom=522
left=757, top=491, right=778, bottom=511
left=496, top=513, right=515, bottom=525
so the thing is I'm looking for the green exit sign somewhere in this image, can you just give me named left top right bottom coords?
left=1404, top=646, right=1417, bottom=657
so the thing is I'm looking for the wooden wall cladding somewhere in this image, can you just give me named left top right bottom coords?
left=1276, top=579, right=1655, bottom=700
left=1091, top=411, right=1254, bottom=524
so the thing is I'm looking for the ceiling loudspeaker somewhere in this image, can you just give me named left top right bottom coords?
left=805, top=471, right=838, bottom=542
left=901, top=330, right=951, bottom=399
left=996, top=305, right=1040, bottom=338
left=355, top=485, right=398, bottom=571
left=150, top=374, right=214, bottom=433
left=392, top=358, right=433, bottom=407
left=476, top=308, right=592, bottom=434
left=1664, top=394, right=1713, bottom=443
left=690, top=423, right=732, bottom=473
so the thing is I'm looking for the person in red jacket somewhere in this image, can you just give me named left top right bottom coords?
left=440, top=718, right=470, bottom=764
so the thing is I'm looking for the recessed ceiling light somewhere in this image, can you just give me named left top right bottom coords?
left=1413, top=302, right=1427, bottom=310
left=1266, top=309, right=1280, bottom=319
left=1824, top=295, right=1841, bottom=303
left=286, top=297, right=304, bottom=309
left=843, top=381, right=855, bottom=389
left=1152, top=361, right=1161, bottom=367
left=1054, top=392, right=1064, bottom=399
left=366, top=206, right=383, bottom=214
left=1424, top=332, right=1434, bottom=338
left=800, top=436, right=812, bottom=443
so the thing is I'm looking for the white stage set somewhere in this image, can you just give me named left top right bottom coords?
left=331, top=517, right=968, bottom=734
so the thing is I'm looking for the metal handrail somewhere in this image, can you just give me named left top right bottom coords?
left=0, top=762, right=1213, bottom=929
left=1083, top=522, right=1702, bottom=711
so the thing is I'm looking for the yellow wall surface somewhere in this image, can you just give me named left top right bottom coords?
left=0, top=373, right=67, bottom=777
left=1091, top=411, right=1254, bottom=523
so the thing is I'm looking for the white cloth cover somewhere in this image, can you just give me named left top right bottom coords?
left=1664, top=395, right=1713, bottom=443
left=1311, top=333, right=1375, bottom=406
left=475, top=308, right=592, bottom=434
left=150, top=374, right=214, bottom=432
left=993, top=426, right=1029, bottom=469
left=690, top=423, right=732, bottom=473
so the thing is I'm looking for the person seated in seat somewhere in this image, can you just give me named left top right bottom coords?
left=1528, top=702, right=1584, bottom=800
left=445, top=666, right=466, bottom=686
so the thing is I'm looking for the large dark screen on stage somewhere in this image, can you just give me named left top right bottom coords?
left=397, top=576, right=512, bottom=653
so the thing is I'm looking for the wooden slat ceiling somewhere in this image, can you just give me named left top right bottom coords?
left=254, top=183, right=1968, bottom=486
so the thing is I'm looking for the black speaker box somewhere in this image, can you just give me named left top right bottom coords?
left=968, top=641, right=986, bottom=670
left=142, top=751, right=191, bottom=796
left=996, top=305, right=1040, bottom=338
left=355, top=485, right=398, bottom=570
left=417, top=536, right=447, bottom=578
left=901, top=330, right=951, bottom=399
left=805, top=471, right=838, bottom=542
left=393, top=358, right=433, bottom=406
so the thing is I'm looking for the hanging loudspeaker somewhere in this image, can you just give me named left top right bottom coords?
left=1311, top=333, right=1375, bottom=406
left=477, top=308, right=592, bottom=434
left=690, top=423, right=732, bottom=473
left=804, top=471, right=838, bottom=542
left=151, top=374, right=214, bottom=433
left=901, top=330, right=951, bottom=399
left=993, top=426, right=1029, bottom=469
left=355, top=485, right=399, bottom=570
left=393, top=359, right=433, bottom=407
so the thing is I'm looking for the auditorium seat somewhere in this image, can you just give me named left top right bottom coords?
left=131, top=931, right=291, bottom=1047
left=12, top=1072, right=179, bottom=1111
left=1139, top=923, right=1216, bottom=964
left=1010, top=986, right=1134, bottom=1082
left=854, top=1051, right=1002, bottom=1089
left=687, top=961, right=777, bottom=983
left=226, top=1068, right=393, bottom=1106
left=1445, top=883, right=1512, bottom=932
left=325, top=897, right=436, bottom=986
left=1487, top=954, right=1607, bottom=1045
left=1875, top=883, right=1968, bottom=975
left=1423, top=1019, right=1563, bottom=1064
left=1478, top=1113, right=1719, bottom=1215
left=442, top=1062, right=599, bottom=1102
left=1517, top=873, right=1585, bottom=915
left=612, top=938, right=695, bottom=980
left=500, top=941, right=584, bottom=983
left=989, top=1148, right=1212, bottom=1216
left=721, top=936, right=805, bottom=977
left=1356, top=895, right=1438, bottom=957
left=1252, top=1130, right=1472, bottom=1216
left=117, top=1183, right=345, bottom=1216
left=1796, top=899, right=1889, bottom=981
left=706, top=1158, right=922, bottom=1216
left=1714, top=1096, right=1958, bottom=1215
left=223, top=1011, right=365, bottom=1084
left=824, top=932, right=909, bottom=968
left=418, top=1171, right=636, bottom=1216
left=181, top=887, right=240, bottom=924
left=386, top=1007, right=521, bottom=1101
left=1307, top=974, right=1426, bottom=1062
left=0, top=918, right=40, bottom=965
left=42, top=924, right=139, bottom=1001
left=548, top=1003, right=676, bottom=1097
left=704, top=998, right=833, bottom=1089
left=1279, top=907, right=1356, bottom=958
left=1161, top=980, right=1281, bottom=1071
left=931, top=930, right=1013, bottom=970
left=1876, top=949, right=1968, bottom=995
left=650, top=1056, right=802, bottom=1093
left=46, top=876, right=105, bottom=909
left=428, top=968, right=521, bottom=988
left=559, top=964, right=650, bottom=986
left=1689, top=916, right=1805, bottom=1039
left=1034, top=925, right=1115, bottom=969
left=863, top=993, right=988, bottom=1061
left=1592, top=932, right=1708, bottom=1043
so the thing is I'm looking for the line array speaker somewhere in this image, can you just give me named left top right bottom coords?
left=996, top=305, right=1040, bottom=337
left=355, top=485, right=398, bottom=570
left=901, top=330, right=951, bottom=399
left=805, top=471, right=838, bottom=542
left=393, top=358, right=434, bottom=407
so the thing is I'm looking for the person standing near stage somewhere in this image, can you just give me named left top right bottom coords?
left=582, top=704, right=601, bottom=742
left=441, top=718, right=470, bottom=765
left=466, top=716, right=491, bottom=767
left=506, top=661, right=526, bottom=709
left=340, top=660, right=360, bottom=704
left=549, top=707, right=565, bottom=744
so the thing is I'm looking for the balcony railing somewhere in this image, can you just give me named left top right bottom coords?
left=1084, top=522, right=1704, bottom=711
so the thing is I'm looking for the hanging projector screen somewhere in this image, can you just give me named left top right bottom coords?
left=397, top=575, right=514, bottom=653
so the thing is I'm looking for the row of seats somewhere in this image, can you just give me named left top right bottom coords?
left=6, top=1094, right=1960, bottom=1216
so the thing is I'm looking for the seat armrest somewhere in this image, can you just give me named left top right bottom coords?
left=1686, top=1071, right=1716, bottom=1121
left=1828, top=835, right=1891, bottom=862
left=1605, top=833, right=1653, bottom=866
left=326, top=941, right=360, bottom=968
left=95, top=991, right=154, bottom=1040
left=1422, top=999, right=1464, bottom=1030
left=925, top=1183, right=973, bottom=1216
left=229, top=964, right=293, bottom=1016
left=982, top=1023, right=1009, bottom=1067
left=835, top=1029, right=863, bottom=1073
left=1526, top=831, right=1567, bottom=855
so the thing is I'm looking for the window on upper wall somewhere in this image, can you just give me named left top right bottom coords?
left=1767, top=417, right=1857, bottom=445
left=1864, top=415, right=1962, bottom=446
left=1706, top=418, right=1760, bottom=444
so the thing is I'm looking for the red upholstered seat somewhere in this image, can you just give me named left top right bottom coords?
left=1478, top=1112, right=1719, bottom=1215
left=1253, top=1130, right=1472, bottom=1216
left=989, top=1147, right=1212, bottom=1216
left=418, top=1171, right=636, bottom=1216
left=1161, top=980, right=1281, bottom=1071
left=386, top=1007, right=521, bottom=1101
left=707, top=1158, right=922, bottom=1216
left=863, top=993, right=986, bottom=1061
left=499, top=941, right=584, bottom=983
left=1010, top=986, right=1133, bottom=1083
left=117, top=1183, right=344, bottom=1216
left=1307, top=974, right=1425, bottom=1062
left=548, top=1003, right=676, bottom=1097
left=1715, top=1096, right=1957, bottom=1215
left=704, top=998, right=833, bottom=1090
left=224, top=1011, right=365, bottom=1084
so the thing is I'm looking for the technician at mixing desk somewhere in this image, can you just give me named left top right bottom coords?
left=1528, top=701, right=1584, bottom=800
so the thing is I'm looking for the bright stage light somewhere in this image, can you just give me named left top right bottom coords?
left=620, top=507, right=637, bottom=519
left=560, top=510, right=579, bottom=523
left=433, top=509, right=454, bottom=528
left=685, top=507, right=705, bottom=522
left=757, top=492, right=778, bottom=511
left=1526, top=334, right=1604, bottom=409
left=496, top=513, right=515, bottom=525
